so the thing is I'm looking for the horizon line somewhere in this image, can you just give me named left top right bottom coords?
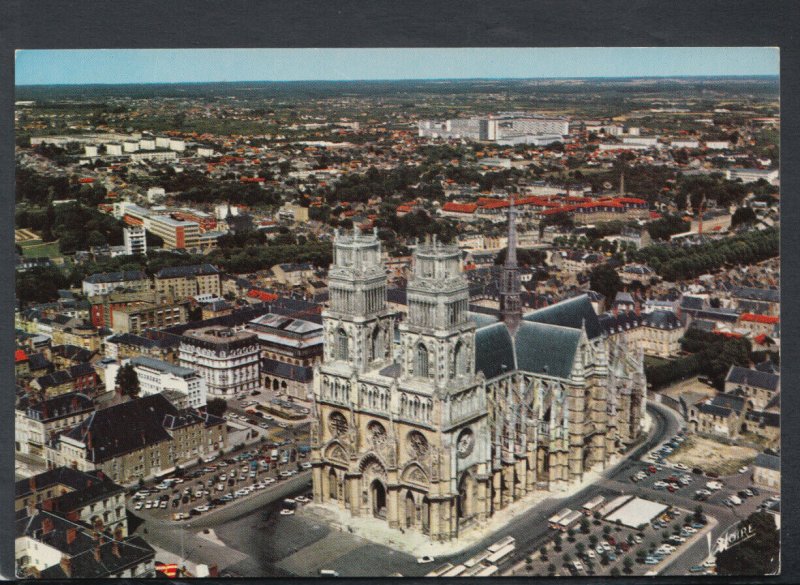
left=16, top=73, right=780, bottom=88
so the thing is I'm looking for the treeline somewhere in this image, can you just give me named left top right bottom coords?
left=17, top=167, right=108, bottom=207
left=376, top=208, right=458, bottom=244
left=632, top=228, right=778, bottom=282
left=330, top=166, right=421, bottom=203
left=16, top=202, right=123, bottom=253
left=646, top=329, right=752, bottom=390
left=646, top=214, right=690, bottom=241
left=207, top=241, right=332, bottom=275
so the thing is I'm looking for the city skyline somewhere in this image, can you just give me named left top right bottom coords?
left=16, top=47, right=779, bottom=86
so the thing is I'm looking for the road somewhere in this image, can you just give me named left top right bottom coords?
left=134, top=400, right=775, bottom=577
left=135, top=401, right=677, bottom=576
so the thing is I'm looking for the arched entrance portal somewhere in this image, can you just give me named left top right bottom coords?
left=328, top=468, right=337, bottom=501
left=371, top=479, right=387, bottom=519
left=405, top=491, right=416, bottom=528
left=457, top=473, right=475, bottom=521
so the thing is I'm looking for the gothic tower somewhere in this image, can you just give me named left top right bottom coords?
left=323, top=228, right=395, bottom=373
left=399, top=235, right=476, bottom=390
left=499, top=198, right=522, bottom=335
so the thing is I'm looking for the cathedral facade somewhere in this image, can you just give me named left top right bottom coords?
left=310, top=209, right=647, bottom=543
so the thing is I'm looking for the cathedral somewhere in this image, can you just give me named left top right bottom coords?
left=310, top=203, right=647, bottom=542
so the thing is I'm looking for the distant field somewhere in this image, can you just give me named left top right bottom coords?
left=19, top=239, right=61, bottom=258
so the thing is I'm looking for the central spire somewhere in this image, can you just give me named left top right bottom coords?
left=500, top=195, right=522, bottom=335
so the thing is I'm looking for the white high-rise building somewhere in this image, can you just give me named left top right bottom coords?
left=123, top=225, right=147, bottom=256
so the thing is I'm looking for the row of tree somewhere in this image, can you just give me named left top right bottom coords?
left=646, top=329, right=752, bottom=390
left=632, top=228, right=778, bottom=282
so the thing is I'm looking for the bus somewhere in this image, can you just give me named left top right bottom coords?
left=487, top=535, right=516, bottom=553
left=475, top=564, right=499, bottom=576
left=441, top=564, right=466, bottom=577
left=464, top=550, right=491, bottom=568
left=582, top=495, right=605, bottom=516
left=425, top=564, right=454, bottom=577
left=461, top=564, right=488, bottom=577
left=548, top=508, right=573, bottom=530
left=486, top=543, right=515, bottom=564
left=557, top=510, right=584, bottom=531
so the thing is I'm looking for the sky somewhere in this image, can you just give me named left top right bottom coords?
left=15, top=47, right=779, bottom=85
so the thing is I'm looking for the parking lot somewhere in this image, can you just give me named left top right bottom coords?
left=129, top=420, right=312, bottom=523
left=506, top=498, right=710, bottom=577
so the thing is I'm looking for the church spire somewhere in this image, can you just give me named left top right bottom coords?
left=500, top=196, right=522, bottom=335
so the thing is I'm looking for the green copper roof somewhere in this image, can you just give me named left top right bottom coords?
left=514, top=321, right=581, bottom=379
left=475, top=322, right=515, bottom=379
left=523, top=294, right=602, bottom=339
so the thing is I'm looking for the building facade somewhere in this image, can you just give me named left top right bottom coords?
left=311, top=220, right=647, bottom=542
left=178, top=326, right=260, bottom=397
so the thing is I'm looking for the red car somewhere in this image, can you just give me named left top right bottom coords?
left=667, top=475, right=678, bottom=483
left=619, top=542, right=630, bottom=552
left=667, top=485, right=677, bottom=493
left=607, top=536, right=616, bottom=546
left=648, top=465, right=657, bottom=473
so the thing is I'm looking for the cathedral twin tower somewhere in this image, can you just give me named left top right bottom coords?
left=310, top=210, right=647, bottom=542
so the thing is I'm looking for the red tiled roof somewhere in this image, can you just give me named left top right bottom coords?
left=15, top=349, right=28, bottom=363
left=443, top=202, right=478, bottom=214
left=247, top=289, right=279, bottom=302
left=740, top=313, right=779, bottom=324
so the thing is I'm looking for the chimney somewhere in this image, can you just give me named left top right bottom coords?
left=42, top=517, right=54, bottom=534
left=613, top=305, right=619, bottom=317
left=86, top=431, right=92, bottom=449
left=635, top=302, right=641, bottom=317
left=112, top=542, right=121, bottom=558
left=66, top=528, right=77, bottom=545
left=29, top=477, right=36, bottom=491
left=60, top=556, right=72, bottom=578
left=93, top=545, right=101, bottom=562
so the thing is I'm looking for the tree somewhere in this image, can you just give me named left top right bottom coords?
left=576, top=542, right=586, bottom=555
left=589, top=534, right=598, bottom=546
left=553, top=534, right=562, bottom=551
left=206, top=398, right=228, bottom=418
left=562, top=552, right=571, bottom=565
left=716, top=512, right=779, bottom=576
left=567, top=527, right=576, bottom=542
left=731, top=206, right=757, bottom=228
left=580, top=518, right=590, bottom=534
left=610, top=566, right=621, bottom=577
left=115, top=363, right=140, bottom=398
left=547, top=563, right=556, bottom=576
left=589, top=263, right=622, bottom=302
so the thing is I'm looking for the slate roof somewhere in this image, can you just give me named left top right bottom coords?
left=63, top=394, right=178, bottom=463
left=515, top=321, right=581, bottom=379
left=726, top=366, right=780, bottom=391
left=474, top=322, right=516, bottom=379
left=28, top=352, right=54, bottom=372
left=710, top=393, right=745, bottom=413
left=523, top=294, right=602, bottom=339
left=51, top=344, right=96, bottom=364
left=680, top=295, right=707, bottom=310
left=105, top=331, right=181, bottom=350
left=83, top=270, right=147, bottom=284
left=34, top=363, right=97, bottom=391
left=755, top=360, right=778, bottom=374
left=17, top=392, right=94, bottom=422
left=16, top=467, right=117, bottom=500
left=643, top=309, right=682, bottom=330
left=732, top=286, right=779, bottom=303
left=155, top=263, right=219, bottom=279
left=261, top=358, right=314, bottom=383
left=753, top=452, right=780, bottom=471
left=697, top=403, right=734, bottom=418
left=467, top=311, right=500, bottom=328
